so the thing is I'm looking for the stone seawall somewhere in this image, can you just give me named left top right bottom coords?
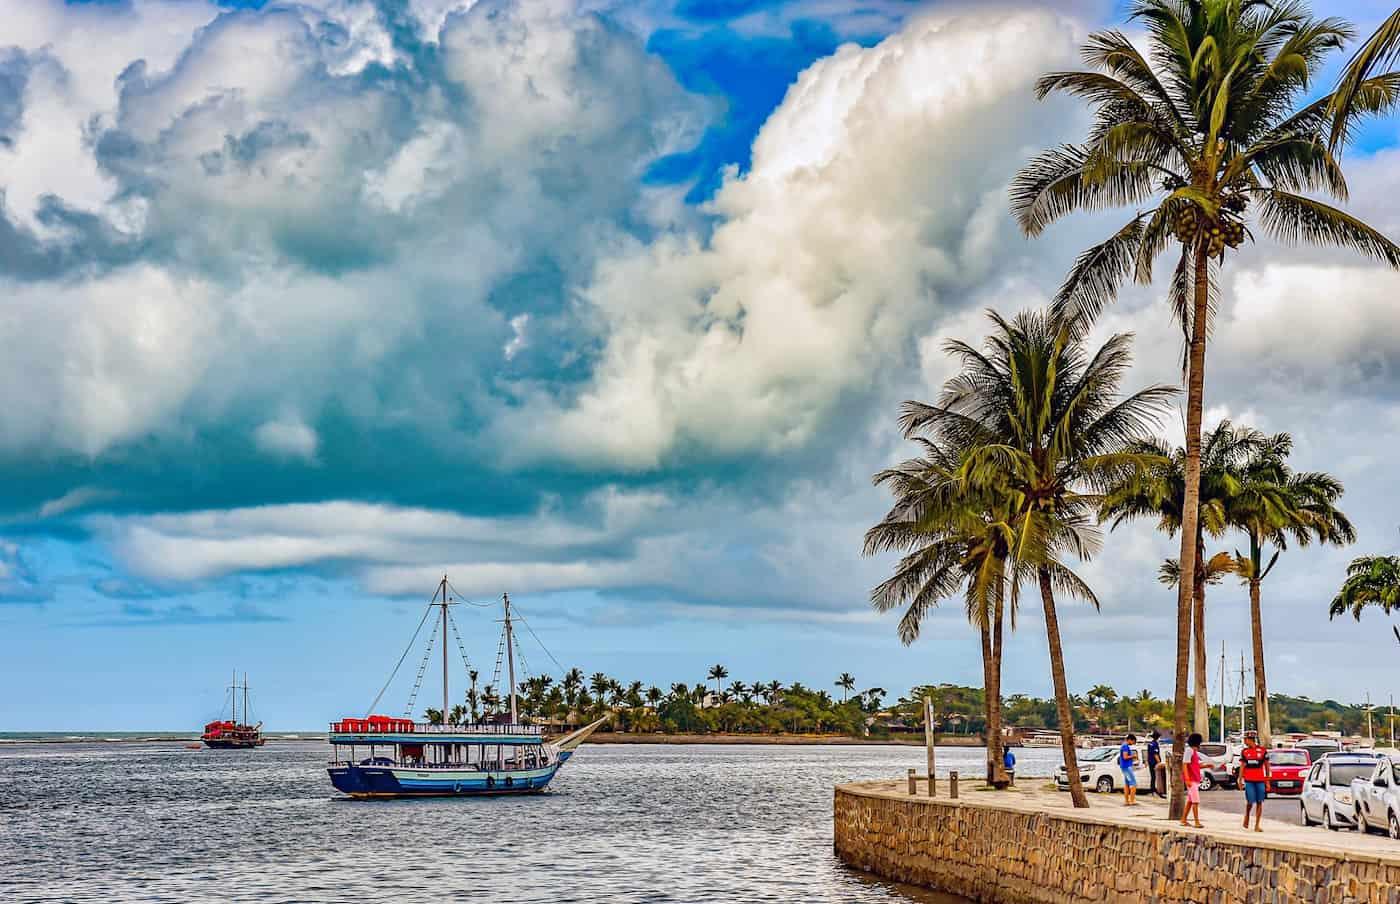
left=834, top=782, right=1400, bottom=903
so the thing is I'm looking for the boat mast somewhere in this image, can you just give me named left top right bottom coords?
left=243, top=673, right=249, bottom=727
left=505, top=593, right=518, bottom=724
left=441, top=575, right=449, bottom=726
left=232, top=669, right=238, bottom=724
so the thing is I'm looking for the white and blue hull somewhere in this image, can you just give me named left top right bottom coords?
left=329, top=761, right=563, bottom=797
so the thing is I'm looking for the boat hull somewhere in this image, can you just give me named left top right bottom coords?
left=203, top=738, right=265, bottom=749
left=328, top=763, right=561, bottom=798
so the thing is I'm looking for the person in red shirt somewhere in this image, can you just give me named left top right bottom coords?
left=1180, top=732, right=1204, bottom=828
left=1238, top=730, right=1270, bottom=832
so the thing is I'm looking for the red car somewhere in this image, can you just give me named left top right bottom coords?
left=1264, top=748, right=1312, bottom=795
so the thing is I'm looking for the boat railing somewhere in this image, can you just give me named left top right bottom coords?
left=328, top=721, right=543, bottom=736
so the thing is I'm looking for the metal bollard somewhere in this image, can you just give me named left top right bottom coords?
left=907, top=768, right=917, bottom=795
left=950, top=770, right=959, bottom=799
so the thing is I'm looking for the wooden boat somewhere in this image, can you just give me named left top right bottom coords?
left=202, top=672, right=265, bottom=749
left=327, top=579, right=602, bottom=798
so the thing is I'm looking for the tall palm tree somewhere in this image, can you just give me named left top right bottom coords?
left=1227, top=433, right=1354, bottom=744
left=467, top=669, right=480, bottom=722
left=589, top=672, right=611, bottom=703
left=645, top=686, right=663, bottom=708
left=864, top=434, right=1018, bottom=786
left=893, top=309, right=1171, bottom=806
left=1103, top=422, right=1266, bottom=736
left=707, top=664, right=728, bottom=694
left=835, top=673, right=856, bottom=703
left=1013, top=0, right=1400, bottom=816
left=1331, top=556, right=1400, bottom=621
left=423, top=707, right=444, bottom=725
left=766, top=680, right=784, bottom=703
left=1328, top=9, right=1400, bottom=146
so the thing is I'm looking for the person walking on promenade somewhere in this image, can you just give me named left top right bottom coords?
left=1180, top=733, right=1204, bottom=828
left=1119, top=733, right=1138, bottom=806
left=1239, top=730, right=1270, bottom=832
left=1147, top=729, right=1165, bottom=798
left=1003, top=747, right=1016, bottom=786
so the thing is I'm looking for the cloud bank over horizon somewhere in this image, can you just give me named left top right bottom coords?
left=4, top=0, right=1400, bottom=725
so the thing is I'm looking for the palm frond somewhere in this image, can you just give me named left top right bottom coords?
left=1258, top=190, right=1400, bottom=267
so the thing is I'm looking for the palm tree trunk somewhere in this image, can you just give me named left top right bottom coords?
left=1169, top=243, right=1211, bottom=821
left=1250, top=576, right=1272, bottom=746
left=1039, top=568, right=1088, bottom=807
left=989, top=587, right=1006, bottom=787
left=1192, top=536, right=1210, bottom=735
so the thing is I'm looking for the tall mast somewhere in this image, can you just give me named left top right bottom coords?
left=441, top=575, right=450, bottom=725
left=504, top=593, right=518, bottom=724
left=243, top=673, right=249, bottom=726
left=1239, top=654, right=1247, bottom=735
left=232, top=669, right=238, bottom=724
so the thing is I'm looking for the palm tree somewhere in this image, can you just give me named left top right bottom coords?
left=467, top=669, right=480, bottom=722
left=1013, top=0, right=1400, bottom=816
left=1227, top=434, right=1354, bottom=744
left=1331, top=556, right=1400, bottom=621
left=645, top=686, right=663, bottom=708
left=423, top=707, right=444, bottom=725
left=707, top=664, right=728, bottom=694
left=865, top=432, right=1020, bottom=787
left=1328, top=10, right=1400, bottom=146
left=1103, top=422, right=1266, bottom=736
left=892, top=309, right=1170, bottom=805
left=589, top=672, right=611, bottom=703
left=448, top=703, right=468, bottom=725
left=766, top=680, right=783, bottom=703
left=835, top=673, right=856, bottom=703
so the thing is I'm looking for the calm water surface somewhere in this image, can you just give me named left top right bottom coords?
left=2, top=741, right=1064, bottom=903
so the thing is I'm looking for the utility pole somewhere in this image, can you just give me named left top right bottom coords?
left=1218, top=641, right=1226, bottom=744
left=1366, top=692, right=1374, bottom=741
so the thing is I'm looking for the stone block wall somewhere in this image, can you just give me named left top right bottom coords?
left=834, top=785, right=1400, bottom=903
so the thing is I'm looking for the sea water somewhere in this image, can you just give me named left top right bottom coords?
left=2, top=740, right=1065, bottom=902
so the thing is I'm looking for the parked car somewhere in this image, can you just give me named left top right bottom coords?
left=1263, top=748, right=1311, bottom=796
left=1300, top=753, right=1379, bottom=830
left=1193, top=742, right=1236, bottom=791
left=1056, top=744, right=1150, bottom=793
left=1351, top=757, right=1400, bottom=838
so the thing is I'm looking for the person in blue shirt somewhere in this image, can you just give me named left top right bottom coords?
left=1003, top=747, right=1016, bottom=786
left=1146, top=730, right=1164, bottom=798
left=1119, top=733, right=1138, bottom=806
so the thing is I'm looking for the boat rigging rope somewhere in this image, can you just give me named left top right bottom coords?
left=403, top=616, right=441, bottom=719
left=506, top=603, right=568, bottom=680
left=445, top=607, right=475, bottom=678
left=363, top=599, right=435, bottom=718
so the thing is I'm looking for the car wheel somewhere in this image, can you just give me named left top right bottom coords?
left=1199, top=773, right=1214, bottom=792
left=1389, top=810, right=1400, bottom=841
left=1324, top=807, right=1340, bottom=831
left=1096, top=776, right=1114, bottom=794
left=1300, top=802, right=1313, bottom=827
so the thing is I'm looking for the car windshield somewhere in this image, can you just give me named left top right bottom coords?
left=1271, top=751, right=1308, bottom=766
left=1081, top=747, right=1117, bottom=762
left=1329, top=764, right=1374, bottom=786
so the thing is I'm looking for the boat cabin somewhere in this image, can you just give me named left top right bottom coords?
left=328, top=717, right=554, bottom=771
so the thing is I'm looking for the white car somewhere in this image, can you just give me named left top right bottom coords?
left=1299, top=753, right=1378, bottom=830
left=1057, top=744, right=1150, bottom=793
left=1351, top=756, right=1400, bottom=838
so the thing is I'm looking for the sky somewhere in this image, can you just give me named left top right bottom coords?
left=3, top=0, right=1400, bottom=730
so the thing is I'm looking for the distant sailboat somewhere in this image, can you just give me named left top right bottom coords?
left=326, top=578, right=603, bottom=798
left=201, top=672, right=265, bottom=749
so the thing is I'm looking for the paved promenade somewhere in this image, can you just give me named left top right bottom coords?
left=849, top=777, right=1400, bottom=858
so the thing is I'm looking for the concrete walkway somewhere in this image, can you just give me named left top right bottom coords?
left=851, top=777, right=1400, bottom=862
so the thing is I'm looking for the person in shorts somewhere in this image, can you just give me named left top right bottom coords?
left=1003, top=746, right=1016, bottom=786
left=1180, top=732, right=1204, bottom=828
left=1119, top=733, right=1138, bottom=806
left=1238, top=729, right=1270, bottom=832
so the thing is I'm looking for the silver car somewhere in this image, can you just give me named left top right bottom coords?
left=1351, top=757, right=1400, bottom=838
left=1299, top=753, right=1378, bottom=830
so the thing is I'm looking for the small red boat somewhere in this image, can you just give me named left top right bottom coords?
left=202, top=672, right=265, bottom=749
